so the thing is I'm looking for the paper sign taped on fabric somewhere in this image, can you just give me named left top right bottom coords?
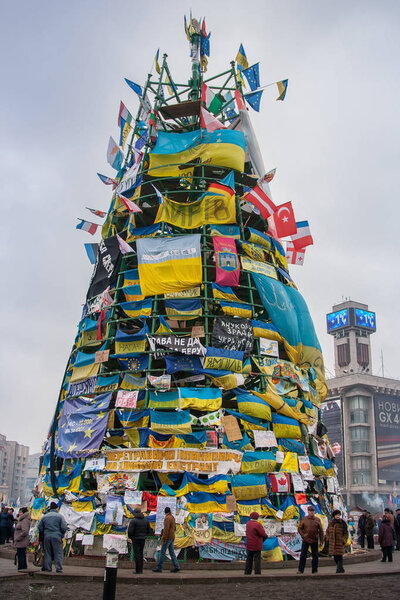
left=136, top=235, right=202, bottom=297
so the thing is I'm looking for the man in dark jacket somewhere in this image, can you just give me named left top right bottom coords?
left=153, top=507, right=180, bottom=573
left=297, top=506, right=323, bottom=574
left=128, top=508, right=152, bottom=574
left=38, top=502, right=67, bottom=573
left=357, top=509, right=367, bottom=548
left=244, top=511, right=267, bottom=575
left=378, top=516, right=394, bottom=562
left=365, top=511, right=375, bottom=549
left=394, top=508, right=400, bottom=551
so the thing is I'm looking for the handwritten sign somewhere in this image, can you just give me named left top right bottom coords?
left=115, top=390, right=138, bottom=409
left=260, top=338, right=279, bottom=357
left=253, top=430, right=277, bottom=448
left=95, top=349, right=110, bottom=364
left=155, top=497, right=176, bottom=535
left=222, top=415, right=243, bottom=442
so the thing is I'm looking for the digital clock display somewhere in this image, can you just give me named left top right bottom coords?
left=355, top=308, right=376, bottom=330
left=326, top=309, right=349, bottom=331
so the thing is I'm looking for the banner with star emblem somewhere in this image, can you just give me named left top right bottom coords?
left=55, top=393, right=111, bottom=458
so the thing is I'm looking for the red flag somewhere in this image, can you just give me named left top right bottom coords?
left=213, top=237, right=240, bottom=287
left=286, top=242, right=306, bottom=266
left=271, top=202, right=297, bottom=238
left=270, top=472, right=290, bottom=493
left=234, top=89, right=246, bottom=111
left=243, top=183, right=276, bottom=219
left=294, top=493, right=307, bottom=505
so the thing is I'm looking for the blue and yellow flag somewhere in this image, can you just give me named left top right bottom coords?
left=150, top=409, right=192, bottom=435
left=231, top=474, right=268, bottom=501
left=236, top=391, right=272, bottom=421
left=155, top=49, right=161, bottom=74
left=164, top=298, right=202, bottom=320
left=252, top=272, right=327, bottom=401
left=137, top=234, right=202, bottom=297
left=160, top=473, right=229, bottom=497
left=116, top=408, right=150, bottom=428
left=179, top=387, right=222, bottom=411
left=148, top=129, right=246, bottom=178
left=148, top=389, right=180, bottom=409
left=262, top=536, right=284, bottom=562
left=185, top=492, right=229, bottom=513
left=119, top=300, right=152, bottom=318
left=271, top=414, right=301, bottom=440
left=241, top=451, right=276, bottom=474
left=276, top=79, right=288, bottom=101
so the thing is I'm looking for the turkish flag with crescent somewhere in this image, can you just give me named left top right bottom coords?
left=270, top=202, right=297, bottom=238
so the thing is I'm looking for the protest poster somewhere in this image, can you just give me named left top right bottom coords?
left=103, top=534, right=128, bottom=554
left=155, top=496, right=177, bottom=535
left=253, top=430, right=277, bottom=448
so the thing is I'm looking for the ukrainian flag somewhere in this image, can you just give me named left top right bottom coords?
left=236, top=391, right=272, bottom=421
left=164, top=298, right=202, bottom=320
left=148, top=129, right=246, bottom=178
left=241, top=451, right=276, bottom=474
left=272, top=414, right=301, bottom=440
left=123, top=285, right=144, bottom=302
left=179, top=387, right=222, bottom=411
left=136, top=234, right=202, bottom=298
left=252, top=389, right=307, bottom=424
left=261, top=498, right=278, bottom=518
left=220, top=301, right=252, bottom=319
left=30, top=498, right=47, bottom=520
left=212, top=522, right=242, bottom=544
left=262, top=537, right=284, bottom=562
left=120, top=373, right=147, bottom=390
left=160, top=473, right=229, bottom=497
left=176, top=431, right=207, bottom=448
left=231, top=474, right=268, bottom=500
left=95, top=374, right=120, bottom=392
left=72, top=496, right=96, bottom=512
left=309, top=455, right=327, bottom=477
left=119, top=300, right=152, bottom=318
left=237, top=499, right=262, bottom=516
left=277, top=438, right=305, bottom=455
left=279, top=496, right=300, bottom=521
left=247, top=227, right=272, bottom=251
left=251, top=320, right=283, bottom=342
left=252, top=273, right=327, bottom=402
left=221, top=432, right=254, bottom=452
left=116, top=409, right=150, bottom=429
left=225, top=408, right=270, bottom=431
left=185, top=492, right=229, bottom=513
left=150, top=409, right=192, bottom=434
left=148, top=389, right=180, bottom=409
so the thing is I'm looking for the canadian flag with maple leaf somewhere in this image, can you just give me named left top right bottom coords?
left=270, top=472, right=290, bottom=493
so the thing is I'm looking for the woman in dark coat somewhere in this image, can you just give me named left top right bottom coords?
left=326, top=509, right=348, bottom=573
left=13, top=508, right=31, bottom=570
left=378, top=516, right=394, bottom=563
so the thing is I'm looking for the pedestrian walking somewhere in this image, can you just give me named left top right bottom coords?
left=244, top=512, right=267, bottom=575
left=357, top=509, right=367, bottom=548
left=394, top=508, right=400, bottom=551
left=297, top=506, right=323, bottom=574
left=127, top=508, right=152, bottom=574
left=13, top=507, right=31, bottom=571
left=152, top=507, right=180, bottom=573
left=326, top=509, right=348, bottom=573
left=365, top=511, right=375, bottom=549
left=378, top=516, right=394, bottom=562
left=38, top=502, right=67, bottom=573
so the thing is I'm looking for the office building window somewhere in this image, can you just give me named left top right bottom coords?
left=352, top=456, right=371, bottom=484
left=349, top=396, right=369, bottom=424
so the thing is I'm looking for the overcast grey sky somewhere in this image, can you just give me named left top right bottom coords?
left=1, top=0, right=399, bottom=453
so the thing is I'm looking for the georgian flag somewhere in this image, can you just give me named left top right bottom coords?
left=286, top=241, right=305, bottom=266
left=291, top=221, right=313, bottom=250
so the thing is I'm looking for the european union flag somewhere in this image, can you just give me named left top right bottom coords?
left=56, top=393, right=112, bottom=458
left=164, top=354, right=203, bottom=374
left=242, top=63, right=260, bottom=91
left=244, top=90, right=263, bottom=112
left=112, top=354, right=149, bottom=372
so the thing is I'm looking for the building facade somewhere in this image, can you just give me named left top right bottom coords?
left=0, top=433, right=29, bottom=505
left=325, top=301, right=400, bottom=510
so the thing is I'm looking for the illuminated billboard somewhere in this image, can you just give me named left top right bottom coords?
left=374, top=394, right=400, bottom=482
left=326, top=309, right=349, bottom=332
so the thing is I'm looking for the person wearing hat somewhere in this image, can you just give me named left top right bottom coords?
left=394, top=508, right=400, bottom=551
left=326, top=510, right=348, bottom=573
left=297, top=506, right=324, bottom=574
left=127, top=507, right=152, bottom=574
left=244, top=512, right=267, bottom=575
